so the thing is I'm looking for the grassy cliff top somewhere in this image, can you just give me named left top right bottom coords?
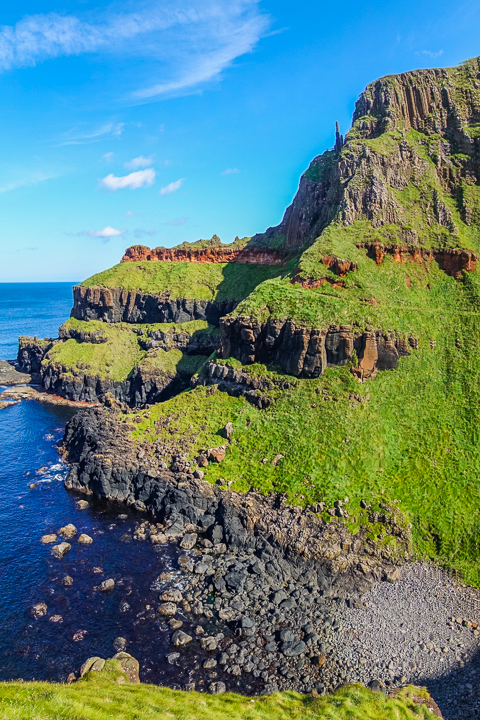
left=0, top=669, right=439, bottom=720
left=47, top=321, right=211, bottom=382
left=81, top=260, right=286, bottom=300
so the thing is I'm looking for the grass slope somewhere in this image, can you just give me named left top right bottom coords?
left=129, top=237, right=480, bottom=583
left=46, top=320, right=212, bottom=382
left=0, top=668, right=437, bottom=720
left=80, top=261, right=286, bottom=301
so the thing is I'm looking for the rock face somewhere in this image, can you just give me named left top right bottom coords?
left=219, top=317, right=414, bottom=379
left=17, top=337, right=55, bottom=374
left=257, top=57, right=480, bottom=252
left=62, top=406, right=411, bottom=598
left=71, top=286, right=237, bottom=325
left=192, top=360, right=291, bottom=408
left=41, top=361, right=193, bottom=406
left=121, top=243, right=287, bottom=266
left=358, top=242, right=476, bottom=277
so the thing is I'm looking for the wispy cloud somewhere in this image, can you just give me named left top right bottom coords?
left=100, top=168, right=156, bottom=190
left=159, top=178, right=184, bottom=195
left=0, top=169, right=58, bottom=193
left=133, top=228, right=156, bottom=238
left=71, top=226, right=125, bottom=239
left=103, top=152, right=115, bottom=163
left=0, top=2, right=270, bottom=102
left=168, top=218, right=188, bottom=226
left=59, top=122, right=124, bottom=146
left=221, top=167, right=240, bottom=175
left=124, top=155, right=154, bottom=170
left=416, top=49, right=444, bottom=59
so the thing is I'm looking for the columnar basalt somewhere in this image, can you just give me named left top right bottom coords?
left=71, top=286, right=237, bottom=325
left=254, top=58, right=480, bottom=252
left=219, top=317, right=414, bottom=379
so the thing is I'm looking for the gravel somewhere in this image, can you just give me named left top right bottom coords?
left=334, top=563, right=480, bottom=720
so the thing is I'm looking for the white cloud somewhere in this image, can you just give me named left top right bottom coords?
left=168, top=218, right=188, bottom=226
left=159, top=178, right=184, bottom=195
left=0, top=169, right=58, bottom=193
left=125, top=210, right=135, bottom=217
left=222, top=167, right=240, bottom=175
left=60, top=122, right=124, bottom=146
left=100, top=168, right=156, bottom=190
left=0, top=3, right=270, bottom=101
left=68, top=226, right=125, bottom=242
left=416, top=50, right=444, bottom=59
left=124, top=155, right=154, bottom=170
left=103, top=152, right=115, bottom=163
left=92, top=226, right=125, bottom=238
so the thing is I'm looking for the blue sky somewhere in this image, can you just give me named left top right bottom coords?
left=1, top=0, right=480, bottom=282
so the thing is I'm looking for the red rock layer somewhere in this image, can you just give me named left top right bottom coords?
left=121, top=245, right=287, bottom=266
left=358, top=243, right=477, bottom=277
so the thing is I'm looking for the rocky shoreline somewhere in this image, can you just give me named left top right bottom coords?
left=55, top=405, right=480, bottom=719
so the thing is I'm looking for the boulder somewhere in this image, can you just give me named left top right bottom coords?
left=99, top=578, right=115, bottom=592
left=207, top=447, right=226, bottom=463
left=29, top=603, right=47, bottom=619
left=41, top=534, right=57, bottom=544
left=113, top=637, right=127, bottom=652
left=161, top=589, right=182, bottom=603
left=78, top=534, right=93, bottom=545
left=282, top=640, right=306, bottom=657
left=62, top=576, right=73, bottom=586
left=51, top=542, right=71, bottom=559
left=150, top=532, right=168, bottom=545
left=172, top=630, right=193, bottom=647
left=112, top=652, right=140, bottom=683
left=76, top=500, right=90, bottom=510
left=58, top=524, right=77, bottom=540
left=223, top=422, right=234, bottom=439
left=209, top=681, right=226, bottom=695
left=180, top=533, right=197, bottom=550
left=80, top=657, right=105, bottom=677
left=158, top=602, right=177, bottom=616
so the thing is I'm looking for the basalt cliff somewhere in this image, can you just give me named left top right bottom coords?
left=18, top=56, right=480, bottom=600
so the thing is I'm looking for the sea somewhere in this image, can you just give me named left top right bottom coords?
left=0, top=283, right=189, bottom=684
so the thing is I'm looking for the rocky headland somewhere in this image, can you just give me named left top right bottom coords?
left=12, top=55, right=480, bottom=718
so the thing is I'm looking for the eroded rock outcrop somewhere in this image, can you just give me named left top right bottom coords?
left=192, top=360, right=292, bottom=408
left=359, top=242, right=477, bottom=276
left=122, top=244, right=287, bottom=266
left=17, top=336, right=56, bottom=373
left=71, top=286, right=236, bottom=325
left=219, top=317, right=414, bottom=379
left=41, top=360, right=193, bottom=406
left=255, top=57, right=480, bottom=253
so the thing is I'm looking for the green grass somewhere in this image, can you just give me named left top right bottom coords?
left=80, top=261, right=286, bottom=301
left=127, top=233, right=480, bottom=584
left=46, top=326, right=145, bottom=382
left=233, top=221, right=467, bottom=332
left=46, top=321, right=211, bottom=382
left=0, top=669, right=438, bottom=720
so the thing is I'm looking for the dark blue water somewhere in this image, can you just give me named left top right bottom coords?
left=0, top=284, right=186, bottom=683
left=0, top=283, right=76, bottom=360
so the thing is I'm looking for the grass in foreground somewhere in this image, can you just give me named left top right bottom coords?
left=0, top=667, right=437, bottom=720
